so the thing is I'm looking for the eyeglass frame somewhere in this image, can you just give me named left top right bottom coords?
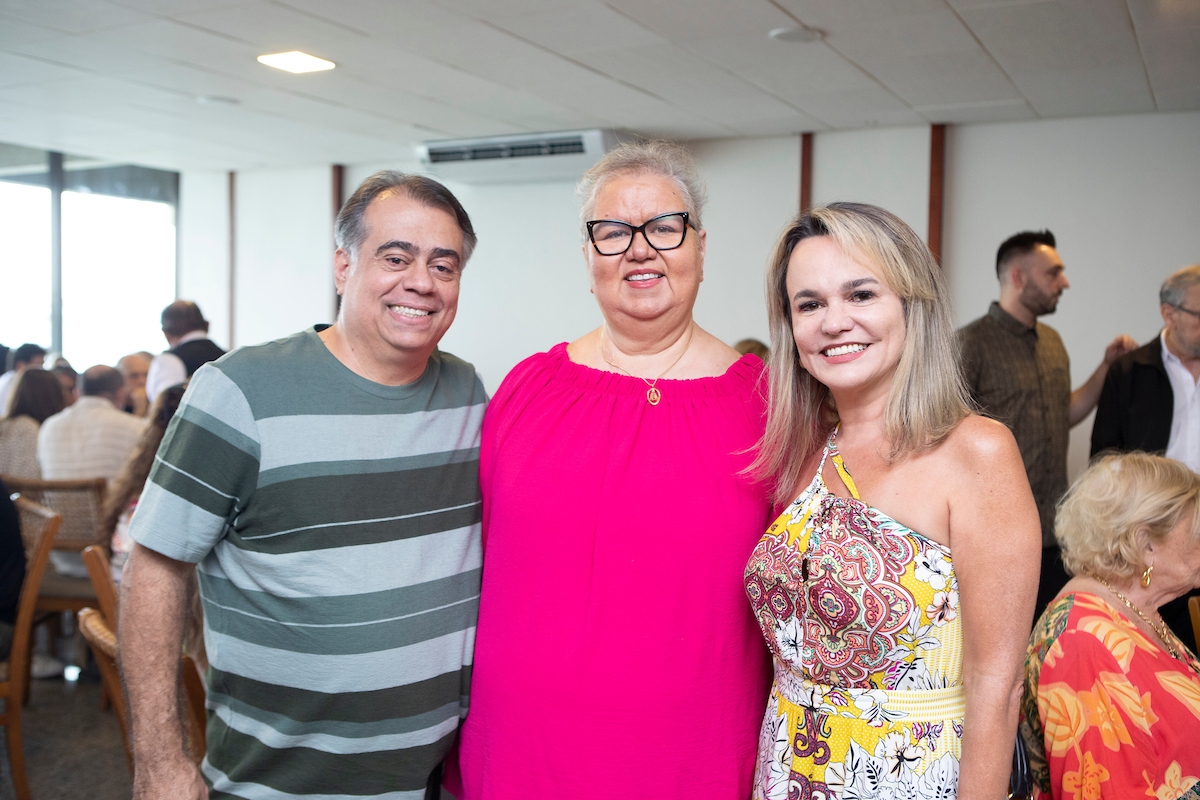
left=1171, top=304, right=1200, bottom=320
left=585, top=211, right=695, bottom=256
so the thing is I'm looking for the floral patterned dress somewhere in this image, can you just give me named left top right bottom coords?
left=1020, top=592, right=1200, bottom=800
left=744, top=431, right=964, bottom=799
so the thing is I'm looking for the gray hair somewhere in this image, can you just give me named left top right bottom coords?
left=1160, top=264, right=1200, bottom=308
left=335, top=171, right=477, bottom=264
left=576, top=140, right=707, bottom=237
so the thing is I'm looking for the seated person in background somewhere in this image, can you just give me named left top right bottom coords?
left=0, top=369, right=65, bottom=479
left=37, top=365, right=146, bottom=482
left=1021, top=452, right=1200, bottom=799
left=1092, top=263, right=1200, bottom=652
left=51, top=363, right=78, bottom=407
left=734, top=337, right=769, bottom=362
left=116, top=353, right=150, bottom=417
left=0, top=343, right=46, bottom=415
left=0, top=476, right=26, bottom=660
left=99, top=383, right=186, bottom=573
left=145, top=300, right=225, bottom=404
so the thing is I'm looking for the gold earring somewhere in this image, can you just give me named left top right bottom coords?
left=1141, top=564, right=1153, bottom=588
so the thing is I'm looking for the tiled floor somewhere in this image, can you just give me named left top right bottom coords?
left=0, top=674, right=131, bottom=800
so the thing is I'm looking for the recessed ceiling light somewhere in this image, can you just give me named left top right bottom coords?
left=769, top=26, right=823, bottom=43
left=257, top=51, right=336, bottom=74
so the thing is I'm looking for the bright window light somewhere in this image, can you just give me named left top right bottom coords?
left=257, top=51, right=336, bottom=73
left=0, top=181, right=52, bottom=350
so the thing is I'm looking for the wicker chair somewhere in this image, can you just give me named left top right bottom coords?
left=1, top=498, right=62, bottom=800
left=2, top=476, right=107, bottom=615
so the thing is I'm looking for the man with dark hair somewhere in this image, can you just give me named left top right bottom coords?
left=145, top=300, right=225, bottom=404
left=0, top=342, right=47, bottom=415
left=38, top=365, right=146, bottom=481
left=959, top=230, right=1136, bottom=619
left=1091, top=263, right=1200, bottom=650
left=121, top=171, right=485, bottom=800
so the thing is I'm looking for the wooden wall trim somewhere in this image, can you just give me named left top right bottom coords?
left=800, top=132, right=813, bottom=213
left=332, top=164, right=345, bottom=222
left=928, top=124, right=946, bottom=265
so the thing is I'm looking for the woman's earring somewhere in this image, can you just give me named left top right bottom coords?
left=1141, top=564, right=1153, bottom=588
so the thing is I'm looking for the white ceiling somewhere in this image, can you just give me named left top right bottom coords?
left=0, top=0, right=1196, bottom=172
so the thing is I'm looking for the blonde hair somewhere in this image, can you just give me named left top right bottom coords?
left=752, top=202, right=970, bottom=503
left=577, top=139, right=707, bottom=236
left=1057, top=452, right=1200, bottom=580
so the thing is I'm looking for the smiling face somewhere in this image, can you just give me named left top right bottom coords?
left=585, top=172, right=706, bottom=327
left=786, top=235, right=907, bottom=401
left=334, top=191, right=464, bottom=374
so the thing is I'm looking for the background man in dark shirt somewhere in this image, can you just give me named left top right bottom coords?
left=959, top=230, right=1135, bottom=619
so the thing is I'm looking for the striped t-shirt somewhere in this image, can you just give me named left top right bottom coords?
left=129, top=326, right=486, bottom=800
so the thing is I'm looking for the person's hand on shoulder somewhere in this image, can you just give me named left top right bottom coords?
left=1104, top=334, right=1138, bottom=365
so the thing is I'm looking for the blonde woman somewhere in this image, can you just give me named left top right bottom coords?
left=744, top=203, right=1041, bottom=798
left=1021, top=452, right=1200, bottom=799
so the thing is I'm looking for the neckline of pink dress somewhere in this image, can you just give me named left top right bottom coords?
left=545, top=341, right=764, bottom=399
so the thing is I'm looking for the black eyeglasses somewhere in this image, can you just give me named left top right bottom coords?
left=1173, top=304, right=1200, bottom=320
left=586, top=212, right=693, bottom=256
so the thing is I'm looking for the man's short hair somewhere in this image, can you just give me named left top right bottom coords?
left=996, top=230, right=1057, bottom=278
left=161, top=301, right=209, bottom=338
left=1160, top=264, right=1200, bottom=308
left=335, top=172, right=477, bottom=264
left=81, top=365, right=125, bottom=398
left=11, top=343, right=46, bottom=368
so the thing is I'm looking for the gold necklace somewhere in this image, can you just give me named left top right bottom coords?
left=1089, top=573, right=1179, bottom=660
left=600, top=324, right=694, bottom=406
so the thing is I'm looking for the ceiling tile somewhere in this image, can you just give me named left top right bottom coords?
left=0, top=51, right=91, bottom=88
left=3, top=31, right=170, bottom=74
left=1138, top=25, right=1200, bottom=96
left=0, top=0, right=153, bottom=33
left=1016, top=65, right=1155, bottom=116
left=0, top=12, right=66, bottom=45
left=1125, top=0, right=1200, bottom=33
left=959, top=0, right=1143, bottom=73
left=176, top=0, right=368, bottom=52
left=88, top=18, right=262, bottom=64
left=912, top=97, right=1036, bottom=123
left=786, top=86, right=927, bottom=128
left=486, top=5, right=666, bottom=55
left=687, top=33, right=880, bottom=99
left=773, top=0, right=947, bottom=31
left=604, top=0, right=798, bottom=41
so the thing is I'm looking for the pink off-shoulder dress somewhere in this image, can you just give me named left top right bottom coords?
left=447, top=342, right=773, bottom=800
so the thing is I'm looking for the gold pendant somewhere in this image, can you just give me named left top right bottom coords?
left=646, top=387, right=661, bottom=405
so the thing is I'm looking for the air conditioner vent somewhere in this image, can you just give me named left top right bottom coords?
left=417, top=130, right=625, bottom=184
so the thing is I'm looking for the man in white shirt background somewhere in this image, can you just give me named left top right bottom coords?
left=38, top=365, right=146, bottom=482
left=1091, top=262, right=1200, bottom=650
left=145, top=301, right=225, bottom=404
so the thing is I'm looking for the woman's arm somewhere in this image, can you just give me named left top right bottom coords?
left=945, top=416, right=1042, bottom=799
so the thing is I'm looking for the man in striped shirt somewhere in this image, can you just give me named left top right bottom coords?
left=120, top=172, right=486, bottom=800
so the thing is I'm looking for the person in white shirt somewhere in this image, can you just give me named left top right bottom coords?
left=0, top=343, right=46, bottom=416
left=145, top=301, right=225, bottom=404
left=38, top=365, right=147, bottom=482
left=1091, top=262, right=1200, bottom=652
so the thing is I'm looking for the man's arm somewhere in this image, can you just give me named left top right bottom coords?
left=1068, top=334, right=1137, bottom=427
left=120, top=543, right=208, bottom=800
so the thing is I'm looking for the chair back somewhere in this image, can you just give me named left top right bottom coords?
left=78, top=607, right=132, bottom=772
left=4, top=476, right=107, bottom=553
left=82, top=544, right=120, bottom=627
left=7, top=499, right=61, bottom=691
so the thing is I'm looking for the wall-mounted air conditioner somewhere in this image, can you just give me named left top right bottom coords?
left=416, top=129, right=626, bottom=185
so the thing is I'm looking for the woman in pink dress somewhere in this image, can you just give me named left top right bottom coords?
left=447, top=141, right=773, bottom=799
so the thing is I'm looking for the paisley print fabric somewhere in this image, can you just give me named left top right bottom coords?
left=745, top=431, right=965, bottom=799
left=1021, top=592, right=1200, bottom=800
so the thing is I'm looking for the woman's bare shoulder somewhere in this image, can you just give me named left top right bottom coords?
left=941, top=413, right=1021, bottom=466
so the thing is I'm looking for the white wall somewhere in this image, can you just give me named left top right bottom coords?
left=943, top=111, right=1200, bottom=477
left=232, top=166, right=335, bottom=348
left=811, top=126, right=931, bottom=241
left=178, top=170, right=231, bottom=350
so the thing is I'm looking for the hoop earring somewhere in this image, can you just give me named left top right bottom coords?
left=1141, top=564, right=1153, bottom=588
